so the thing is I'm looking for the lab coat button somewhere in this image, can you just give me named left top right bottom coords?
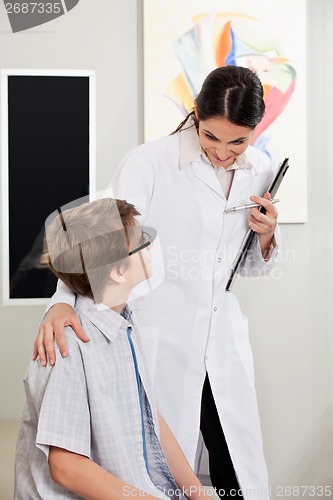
left=218, top=258, right=221, bottom=263
left=213, top=306, right=217, bottom=312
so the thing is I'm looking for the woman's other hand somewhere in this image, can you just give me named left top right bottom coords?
left=248, top=192, right=278, bottom=258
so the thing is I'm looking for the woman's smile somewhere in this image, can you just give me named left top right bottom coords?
left=196, top=116, right=253, bottom=169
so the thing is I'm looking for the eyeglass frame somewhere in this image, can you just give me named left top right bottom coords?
left=128, top=231, right=152, bottom=256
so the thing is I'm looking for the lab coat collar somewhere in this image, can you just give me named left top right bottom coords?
left=179, top=117, right=202, bottom=169
left=227, top=167, right=258, bottom=205
left=193, top=160, right=225, bottom=198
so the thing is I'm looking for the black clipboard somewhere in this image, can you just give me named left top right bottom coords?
left=225, top=158, right=289, bottom=291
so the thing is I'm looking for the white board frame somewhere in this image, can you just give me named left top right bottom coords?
left=1, top=68, right=96, bottom=306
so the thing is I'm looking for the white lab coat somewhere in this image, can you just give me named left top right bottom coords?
left=110, top=129, right=279, bottom=500
left=51, top=126, right=279, bottom=500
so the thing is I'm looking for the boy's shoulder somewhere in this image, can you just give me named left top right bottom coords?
left=61, top=324, right=85, bottom=349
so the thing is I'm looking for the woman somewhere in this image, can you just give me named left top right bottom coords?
left=34, top=66, right=279, bottom=500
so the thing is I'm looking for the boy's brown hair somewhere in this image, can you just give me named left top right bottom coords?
left=44, top=198, right=140, bottom=303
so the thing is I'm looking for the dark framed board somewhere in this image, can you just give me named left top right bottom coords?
left=1, top=69, right=96, bottom=304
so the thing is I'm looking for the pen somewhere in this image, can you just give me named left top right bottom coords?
left=225, top=199, right=280, bottom=213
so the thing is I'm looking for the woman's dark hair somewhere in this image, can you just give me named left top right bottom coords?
left=171, top=65, right=265, bottom=134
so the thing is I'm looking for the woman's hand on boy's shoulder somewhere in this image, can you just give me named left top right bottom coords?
left=33, top=303, right=90, bottom=367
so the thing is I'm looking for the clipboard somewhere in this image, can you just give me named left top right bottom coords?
left=225, top=158, right=290, bottom=291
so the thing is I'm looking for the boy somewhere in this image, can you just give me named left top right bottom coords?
left=15, top=198, right=207, bottom=499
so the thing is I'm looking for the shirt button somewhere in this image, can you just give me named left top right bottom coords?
left=213, top=306, right=217, bottom=312
left=218, top=258, right=221, bottom=263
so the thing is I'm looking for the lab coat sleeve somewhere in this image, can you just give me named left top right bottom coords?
left=108, top=147, right=155, bottom=223
left=239, top=224, right=281, bottom=278
left=44, top=279, right=76, bottom=315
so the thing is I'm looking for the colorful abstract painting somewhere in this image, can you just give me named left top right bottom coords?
left=143, top=1, right=307, bottom=222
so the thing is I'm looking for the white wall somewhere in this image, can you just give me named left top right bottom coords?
left=234, top=0, right=333, bottom=493
left=0, top=0, right=141, bottom=412
left=0, top=1, right=332, bottom=499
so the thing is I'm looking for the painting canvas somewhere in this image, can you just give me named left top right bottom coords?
left=143, top=0, right=307, bottom=223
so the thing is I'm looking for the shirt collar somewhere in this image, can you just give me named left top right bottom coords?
left=179, top=117, right=202, bottom=169
left=75, top=295, right=132, bottom=342
left=179, top=116, right=253, bottom=171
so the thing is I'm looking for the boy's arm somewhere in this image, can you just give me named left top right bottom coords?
left=49, top=447, right=159, bottom=500
left=158, top=414, right=208, bottom=499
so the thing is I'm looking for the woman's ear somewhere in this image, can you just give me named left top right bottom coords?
left=109, top=266, right=126, bottom=284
